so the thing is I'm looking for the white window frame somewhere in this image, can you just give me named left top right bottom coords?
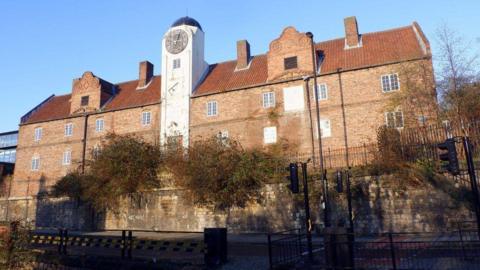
left=34, top=127, right=42, bottom=142
left=65, top=123, right=73, bottom=137
left=207, top=101, right=218, bottom=117
left=31, top=156, right=40, bottom=171
left=381, top=73, right=400, bottom=92
left=385, top=111, right=404, bottom=128
left=317, top=83, right=328, bottom=100
left=262, top=92, right=276, bottom=108
left=95, top=118, right=104, bottom=132
left=173, top=58, right=181, bottom=69
left=62, top=150, right=71, bottom=166
left=263, top=126, right=277, bottom=144
left=142, top=111, right=152, bottom=126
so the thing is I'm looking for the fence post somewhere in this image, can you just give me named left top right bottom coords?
left=121, top=230, right=126, bottom=259
left=267, top=234, right=273, bottom=270
left=388, top=233, right=397, bottom=270
left=58, top=228, right=63, bottom=254
left=458, top=223, right=467, bottom=260
left=63, top=229, right=68, bottom=255
left=127, top=230, right=132, bottom=260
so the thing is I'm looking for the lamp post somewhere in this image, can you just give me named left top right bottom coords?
left=306, top=31, right=329, bottom=228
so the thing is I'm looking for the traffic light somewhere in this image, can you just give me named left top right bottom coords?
left=287, top=163, right=299, bottom=193
left=438, top=138, right=460, bottom=176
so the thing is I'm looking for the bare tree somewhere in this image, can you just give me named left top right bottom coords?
left=436, top=24, right=480, bottom=127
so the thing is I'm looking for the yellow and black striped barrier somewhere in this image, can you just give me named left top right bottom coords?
left=31, top=233, right=204, bottom=253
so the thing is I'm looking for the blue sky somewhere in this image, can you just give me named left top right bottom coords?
left=1, top=0, right=479, bottom=132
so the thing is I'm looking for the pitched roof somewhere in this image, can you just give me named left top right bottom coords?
left=21, top=23, right=429, bottom=124
left=194, top=24, right=429, bottom=96
left=21, top=76, right=161, bottom=125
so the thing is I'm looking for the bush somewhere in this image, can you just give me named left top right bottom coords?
left=53, top=133, right=163, bottom=211
left=168, top=137, right=285, bottom=210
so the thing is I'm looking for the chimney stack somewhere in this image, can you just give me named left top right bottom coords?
left=236, top=40, right=251, bottom=70
left=138, top=61, right=154, bottom=88
left=344, top=16, right=360, bottom=48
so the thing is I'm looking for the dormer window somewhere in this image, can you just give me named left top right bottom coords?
left=284, top=56, right=298, bottom=70
left=81, top=96, right=89, bottom=106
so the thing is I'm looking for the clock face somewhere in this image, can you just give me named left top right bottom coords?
left=166, top=29, right=188, bottom=54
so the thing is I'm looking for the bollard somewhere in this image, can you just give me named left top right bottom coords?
left=62, top=229, right=68, bottom=255
left=204, top=228, right=227, bottom=267
left=121, top=230, right=126, bottom=259
left=127, top=230, right=133, bottom=260
left=58, top=229, right=63, bottom=254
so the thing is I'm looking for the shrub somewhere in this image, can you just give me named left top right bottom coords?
left=53, top=133, right=163, bottom=211
left=169, top=137, right=285, bottom=210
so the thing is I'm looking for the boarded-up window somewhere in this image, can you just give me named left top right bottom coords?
left=284, top=56, right=298, bottom=70
left=283, top=86, right=305, bottom=112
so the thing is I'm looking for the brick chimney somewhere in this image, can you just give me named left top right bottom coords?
left=138, top=61, right=154, bottom=88
left=344, top=16, right=360, bottom=48
left=236, top=40, right=251, bottom=70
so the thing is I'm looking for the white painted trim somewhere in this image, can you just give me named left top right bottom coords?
left=344, top=35, right=363, bottom=50
left=412, top=25, right=428, bottom=55
left=381, top=73, right=400, bottom=93
left=234, top=57, right=253, bottom=72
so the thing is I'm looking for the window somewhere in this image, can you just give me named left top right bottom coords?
left=95, top=118, right=104, bottom=132
left=319, top=119, right=331, bottom=138
left=62, top=150, right=71, bottom=165
left=317, top=83, right=328, bottom=100
left=207, top=101, right=217, bottom=117
left=381, top=74, right=400, bottom=92
left=31, top=156, right=40, bottom=171
left=81, top=96, right=89, bottom=106
left=284, top=56, right=298, bottom=70
left=142, top=111, right=152, bottom=126
left=385, top=111, right=404, bottom=128
left=263, top=92, right=275, bottom=108
left=173, top=58, right=181, bottom=69
left=283, top=86, right=305, bottom=112
left=263, top=126, right=277, bottom=144
left=65, top=123, right=73, bottom=137
left=34, top=127, right=42, bottom=141
left=418, top=115, right=427, bottom=126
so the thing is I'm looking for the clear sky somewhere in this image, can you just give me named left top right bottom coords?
left=1, top=0, right=479, bottom=132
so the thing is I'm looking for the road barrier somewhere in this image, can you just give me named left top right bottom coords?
left=30, top=229, right=205, bottom=260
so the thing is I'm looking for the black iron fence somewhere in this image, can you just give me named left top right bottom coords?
left=290, top=120, right=480, bottom=170
left=268, top=227, right=480, bottom=270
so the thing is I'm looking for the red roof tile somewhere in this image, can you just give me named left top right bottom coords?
left=22, top=76, right=161, bottom=125
left=194, top=24, right=428, bottom=96
left=21, top=23, right=429, bottom=124
left=194, top=54, right=268, bottom=96
left=22, top=95, right=72, bottom=124
left=103, top=75, right=161, bottom=110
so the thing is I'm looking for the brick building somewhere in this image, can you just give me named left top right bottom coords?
left=10, top=16, right=436, bottom=199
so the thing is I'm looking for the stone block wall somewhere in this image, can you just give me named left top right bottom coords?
left=0, top=174, right=473, bottom=234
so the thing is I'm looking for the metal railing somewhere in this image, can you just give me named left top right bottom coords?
left=268, top=229, right=480, bottom=270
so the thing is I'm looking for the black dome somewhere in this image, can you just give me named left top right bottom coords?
left=171, top=16, right=202, bottom=31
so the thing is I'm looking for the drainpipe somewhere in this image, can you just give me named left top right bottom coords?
left=304, top=78, right=317, bottom=165
left=306, top=32, right=325, bottom=172
left=337, top=68, right=350, bottom=167
left=81, top=113, right=89, bottom=174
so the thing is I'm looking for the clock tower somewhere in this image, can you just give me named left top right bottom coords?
left=160, top=17, right=208, bottom=148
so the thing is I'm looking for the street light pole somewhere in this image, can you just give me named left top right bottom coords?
left=306, top=31, right=329, bottom=228
left=301, top=162, right=314, bottom=263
